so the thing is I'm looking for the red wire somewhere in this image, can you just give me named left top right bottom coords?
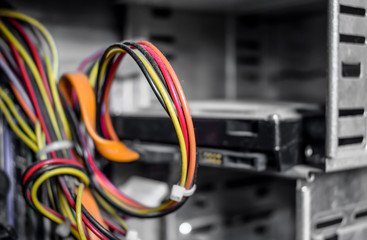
left=76, top=122, right=146, bottom=208
left=58, top=178, right=109, bottom=240
left=77, top=49, right=104, bottom=72
left=103, top=218, right=126, bottom=236
left=22, top=159, right=83, bottom=184
left=140, top=44, right=190, bottom=160
left=9, top=43, right=56, bottom=158
left=100, top=106, right=111, bottom=139
left=9, top=19, right=54, bottom=106
left=100, top=53, right=124, bottom=139
left=26, top=188, right=103, bottom=240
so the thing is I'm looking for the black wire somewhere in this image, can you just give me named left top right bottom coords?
left=95, top=43, right=169, bottom=130
left=50, top=178, right=62, bottom=213
left=96, top=53, right=116, bottom=136
left=2, top=19, right=32, bottom=56
left=60, top=88, right=121, bottom=240
left=59, top=90, right=88, bottom=160
left=22, top=158, right=116, bottom=240
left=60, top=173, right=119, bottom=240
left=0, top=37, right=21, bottom=78
left=123, top=41, right=169, bottom=91
left=22, top=163, right=86, bottom=210
left=61, top=71, right=194, bottom=219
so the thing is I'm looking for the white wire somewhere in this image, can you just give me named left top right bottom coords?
left=36, top=140, right=74, bottom=159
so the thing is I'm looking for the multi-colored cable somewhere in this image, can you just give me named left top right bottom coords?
left=0, top=7, right=197, bottom=240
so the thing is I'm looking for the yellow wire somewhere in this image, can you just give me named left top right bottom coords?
left=35, top=120, right=48, bottom=160
left=98, top=51, right=119, bottom=89
left=94, top=193, right=128, bottom=231
left=59, top=196, right=68, bottom=217
left=88, top=61, right=100, bottom=88
left=104, top=189, right=173, bottom=214
left=0, top=9, right=59, bottom=80
left=0, top=10, right=70, bottom=143
left=105, top=47, right=187, bottom=186
left=46, top=180, right=56, bottom=209
left=35, top=121, right=57, bottom=209
left=135, top=50, right=187, bottom=186
left=0, top=21, right=62, bottom=140
left=44, top=53, right=71, bottom=139
left=0, top=88, right=36, bottom=142
left=30, top=168, right=89, bottom=238
left=35, top=121, right=43, bottom=149
left=91, top=47, right=187, bottom=214
left=58, top=187, right=76, bottom=226
left=0, top=98, right=37, bottom=151
left=76, top=184, right=87, bottom=240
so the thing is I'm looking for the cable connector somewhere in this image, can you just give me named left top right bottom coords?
left=36, top=140, right=74, bottom=160
left=55, top=218, right=71, bottom=238
left=170, top=184, right=196, bottom=202
left=126, top=230, right=141, bottom=240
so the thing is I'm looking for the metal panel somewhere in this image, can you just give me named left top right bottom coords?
left=326, top=0, right=367, bottom=170
left=171, top=167, right=296, bottom=240
left=338, top=78, right=365, bottom=109
left=327, top=0, right=340, bottom=159
left=339, top=0, right=367, bottom=8
left=338, top=117, right=365, bottom=138
left=338, top=223, right=367, bottom=240
left=339, top=15, right=367, bottom=37
left=297, top=168, right=367, bottom=240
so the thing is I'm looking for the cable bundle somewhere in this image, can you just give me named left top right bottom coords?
left=71, top=41, right=198, bottom=218
left=0, top=8, right=197, bottom=240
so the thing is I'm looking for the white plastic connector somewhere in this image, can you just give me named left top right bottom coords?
left=55, top=218, right=71, bottom=238
left=126, top=230, right=141, bottom=240
left=170, top=184, right=197, bottom=202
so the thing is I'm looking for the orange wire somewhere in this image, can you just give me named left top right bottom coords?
left=138, top=41, right=196, bottom=190
left=0, top=53, right=37, bottom=123
left=10, top=82, right=37, bottom=123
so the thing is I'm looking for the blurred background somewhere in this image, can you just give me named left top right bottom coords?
left=9, top=0, right=330, bottom=239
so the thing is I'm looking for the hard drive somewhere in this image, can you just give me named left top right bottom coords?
left=113, top=101, right=323, bottom=171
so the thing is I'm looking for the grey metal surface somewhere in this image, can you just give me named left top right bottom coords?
left=171, top=167, right=296, bottom=240
left=326, top=0, right=367, bottom=171
left=236, top=7, right=327, bottom=103
left=297, top=168, right=367, bottom=240
left=326, top=0, right=340, bottom=161
left=296, top=184, right=311, bottom=240
left=119, top=0, right=322, bottom=13
left=125, top=5, right=226, bottom=101
left=121, top=100, right=317, bottom=119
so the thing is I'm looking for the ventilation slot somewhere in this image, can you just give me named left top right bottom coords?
left=342, top=62, right=361, bottom=78
left=150, top=35, right=176, bottom=44
left=355, top=209, right=367, bottom=219
left=152, top=7, right=172, bottom=18
left=237, top=40, right=261, bottom=51
left=315, top=217, right=343, bottom=229
left=340, top=34, right=365, bottom=44
left=340, top=5, right=366, bottom=16
left=339, top=108, right=364, bottom=117
left=224, top=210, right=273, bottom=227
left=325, top=235, right=338, bottom=240
left=191, top=224, right=214, bottom=234
left=338, top=136, right=364, bottom=146
left=237, top=56, right=260, bottom=66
